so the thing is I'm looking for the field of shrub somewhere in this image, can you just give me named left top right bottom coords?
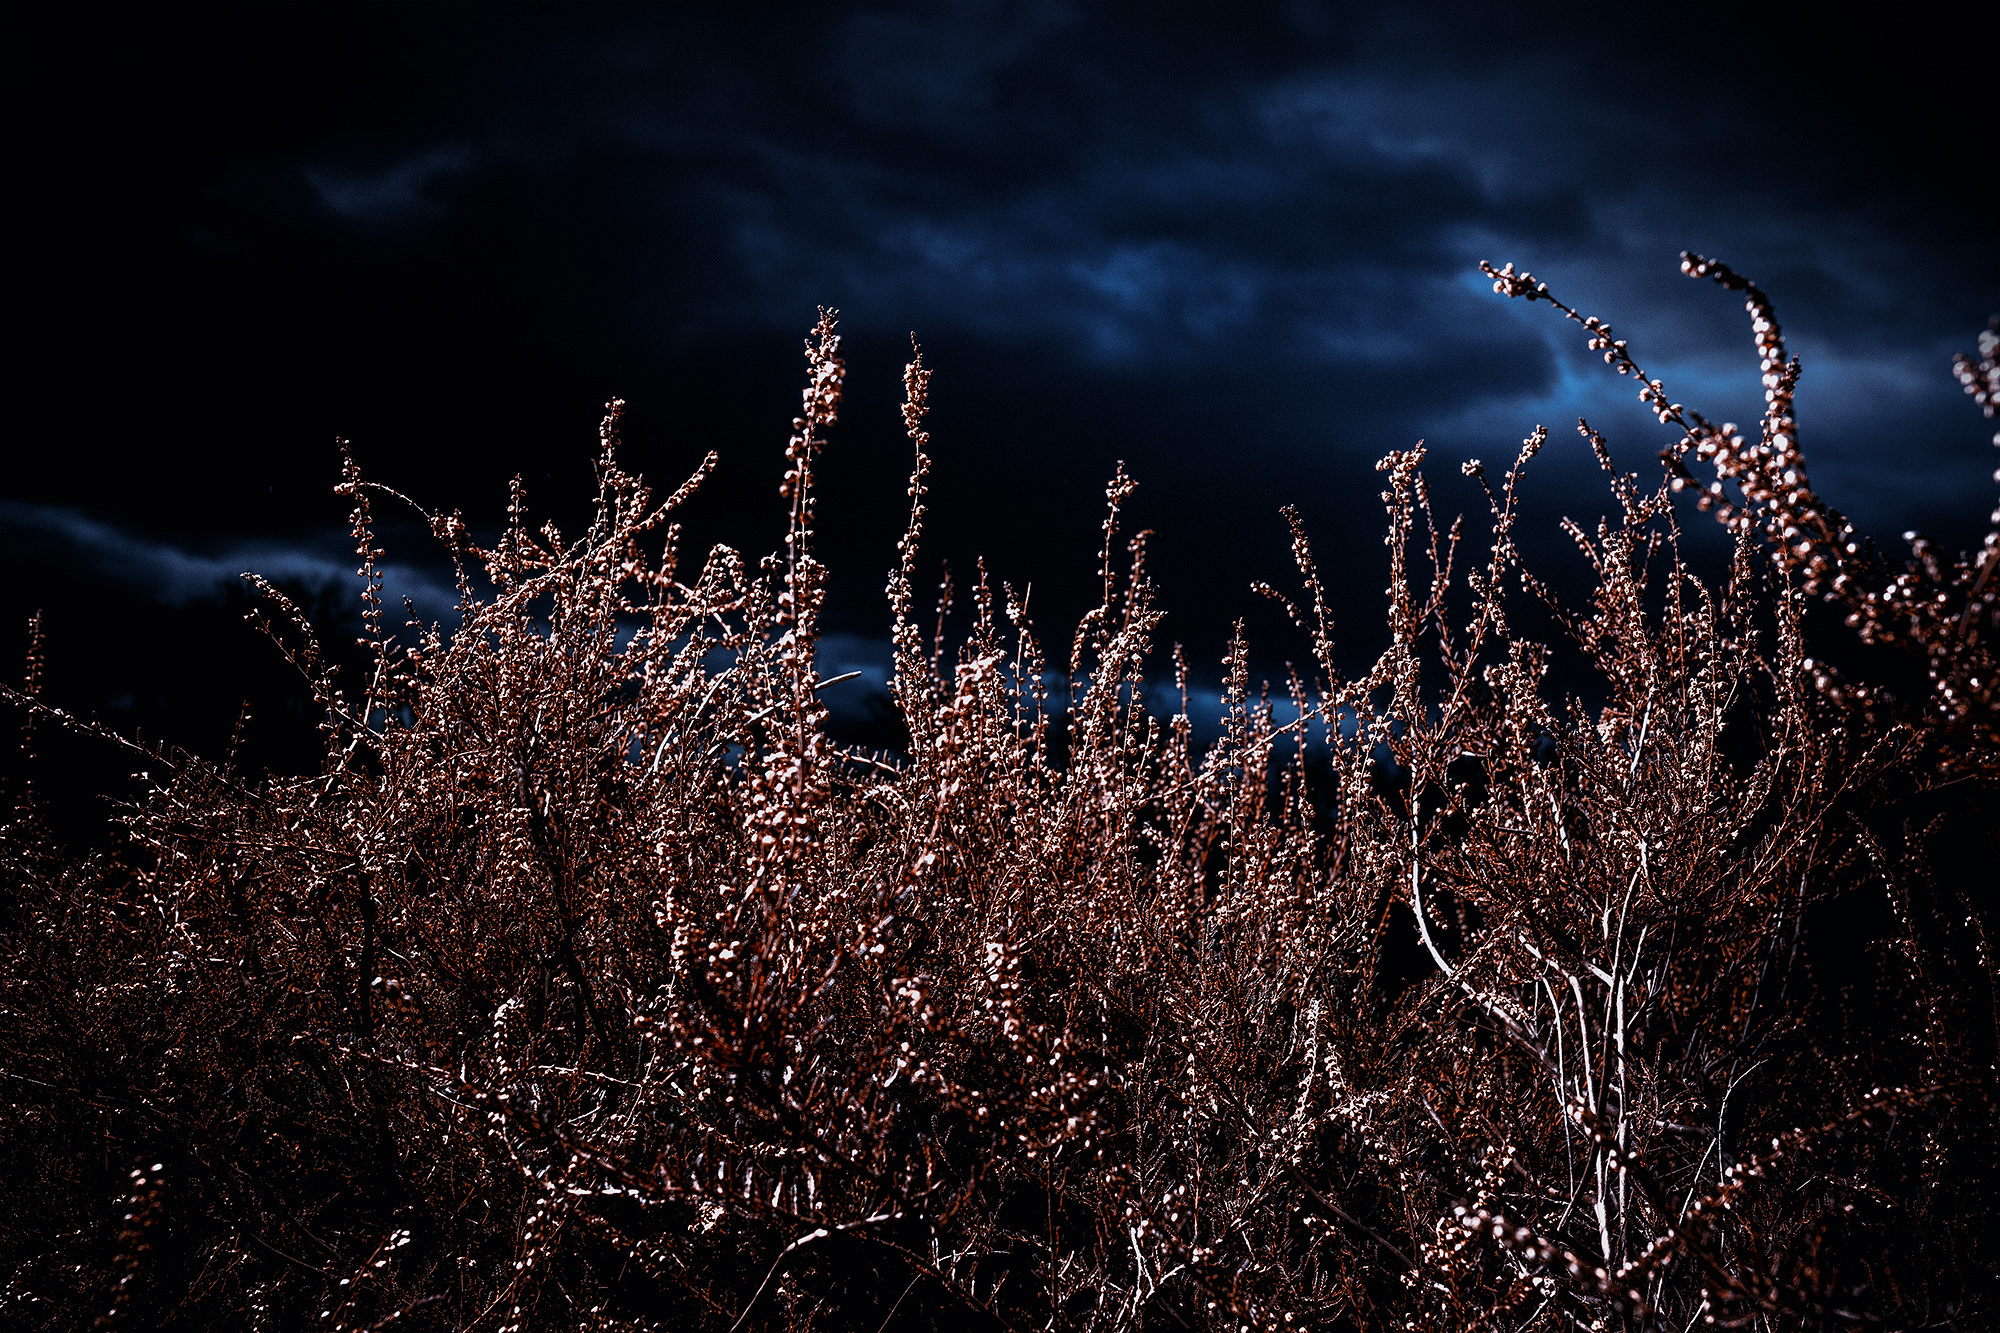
left=3, top=257, right=1995, bottom=1330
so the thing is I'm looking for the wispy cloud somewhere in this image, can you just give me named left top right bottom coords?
left=305, top=145, right=475, bottom=226
left=0, top=502, right=460, bottom=624
left=286, top=11, right=1987, bottom=477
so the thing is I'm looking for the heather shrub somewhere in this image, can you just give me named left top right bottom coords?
left=3, top=264, right=1995, bottom=1331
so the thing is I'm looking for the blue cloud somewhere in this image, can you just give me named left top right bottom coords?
left=305, top=145, right=476, bottom=227
left=0, top=502, right=461, bottom=627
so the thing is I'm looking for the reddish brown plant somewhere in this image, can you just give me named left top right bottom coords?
left=3, top=270, right=1995, bottom=1331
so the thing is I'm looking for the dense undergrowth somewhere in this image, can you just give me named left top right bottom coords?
left=3, top=258, right=1996, bottom=1331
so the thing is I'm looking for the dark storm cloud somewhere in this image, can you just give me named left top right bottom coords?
left=277, top=3, right=1990, bottom=509
left=12, top=1, right=1995, bottom=694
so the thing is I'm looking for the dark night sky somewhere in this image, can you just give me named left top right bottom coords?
left=9, top=1, right=1996, bottom=758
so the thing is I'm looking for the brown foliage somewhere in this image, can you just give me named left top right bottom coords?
left=3, top=272, right=1996, bottom=1331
